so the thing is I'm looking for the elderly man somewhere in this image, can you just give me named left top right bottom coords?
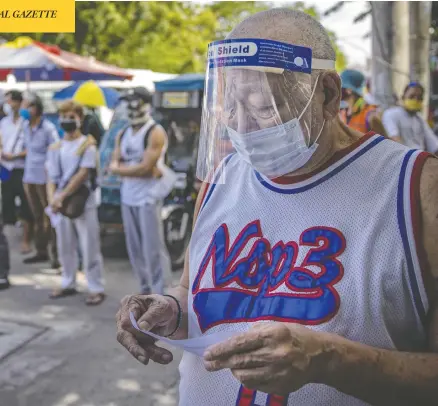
left=117, top=9, right=438, bottom=406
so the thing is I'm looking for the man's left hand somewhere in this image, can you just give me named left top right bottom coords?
left=203, top=323, right=330, bottom=395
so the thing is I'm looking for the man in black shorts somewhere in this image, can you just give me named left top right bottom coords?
left=0, top=90, right=33, bottom=254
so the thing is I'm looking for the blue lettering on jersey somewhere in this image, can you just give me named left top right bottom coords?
left=192, top=220, right=346, bottom=332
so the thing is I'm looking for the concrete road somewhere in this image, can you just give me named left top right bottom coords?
left=0, top=226, right=182, bottom=406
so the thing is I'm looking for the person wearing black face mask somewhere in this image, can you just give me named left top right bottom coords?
left=45, top=101, right=105, bottom=305
left=109, top=87, right=172, bottom=295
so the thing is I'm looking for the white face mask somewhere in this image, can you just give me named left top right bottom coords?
left=227, top=74, right=325, bottom=178
left=2, top=103, right=12, bottom=116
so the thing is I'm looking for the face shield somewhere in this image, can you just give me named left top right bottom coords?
left=197, top=38, right=335, bottom=183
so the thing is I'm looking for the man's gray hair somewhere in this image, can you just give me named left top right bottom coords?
left=227, top=8, right=336, bottom=63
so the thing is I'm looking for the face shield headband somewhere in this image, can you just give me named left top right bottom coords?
left=197, top=38, right=336, bottom=184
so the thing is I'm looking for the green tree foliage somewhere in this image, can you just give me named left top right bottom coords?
left=1, top=1, right=347, bottom=73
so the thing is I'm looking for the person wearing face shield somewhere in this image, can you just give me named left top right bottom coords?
left=382, top=82, right=438, bottom=154
left=116, top=9, right=438, bottom=406
left=46, top=101, right=105, bottom=305
left=21, top=94, right=60, bottom=268
left=340, top=69, right=387, bottom=136
left=109, top=87, right=172, bottom=295
left=0, top=90, right=33, bottom=254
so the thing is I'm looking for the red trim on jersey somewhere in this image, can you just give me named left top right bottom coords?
left=271, top=132, right=377, bottom=185
left=196, top=181, right=211, bottom=216
left=410, top=152, right=437, bottom=307
left=236, top=386, right=256, bottom=406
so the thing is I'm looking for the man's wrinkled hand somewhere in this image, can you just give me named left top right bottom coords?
left=203, top=323, right=330, bottom=395
left=116, top=294, right=178, bottom=366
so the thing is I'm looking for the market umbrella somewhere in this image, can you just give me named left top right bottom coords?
left=53, top=81, right=121, bottom=108
left=0, top=37, right=133, bottom=82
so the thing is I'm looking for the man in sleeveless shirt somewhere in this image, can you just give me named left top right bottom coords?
left=109, top=87, right=171, bottom=295
left=117, top=9, right=438, bottom=406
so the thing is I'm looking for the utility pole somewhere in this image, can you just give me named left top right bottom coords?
left=371, top=2, right=393, bottom=109
left=410, top=1, right=432, bottom=118
left=391, top=1, right=410, bottom=102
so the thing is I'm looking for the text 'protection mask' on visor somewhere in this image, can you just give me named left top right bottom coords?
left=197, top=38, right=335, bottom=183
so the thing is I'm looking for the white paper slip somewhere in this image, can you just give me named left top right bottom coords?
left=130, top=311, right=238, bottom=357
left=45, top=206, right=61, bottom=228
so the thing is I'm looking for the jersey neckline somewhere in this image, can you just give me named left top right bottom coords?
left=255, top=132, right=384, bottom=194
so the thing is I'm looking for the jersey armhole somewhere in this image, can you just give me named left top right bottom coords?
left=198, top=153, right=236, bottom=215
left=401, top=150, right=436, bottom=325
left=410, top=152, right=437, bottom=307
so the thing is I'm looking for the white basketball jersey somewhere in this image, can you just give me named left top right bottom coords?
left=179, top=133, right=430, bottom=406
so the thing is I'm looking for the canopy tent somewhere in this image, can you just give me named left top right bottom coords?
left=0, top=37, right=133, bottom=82
left=154, top=73, right=205, bottom=92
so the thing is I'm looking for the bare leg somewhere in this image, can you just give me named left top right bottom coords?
left=21, top=220, right=32, bottom=254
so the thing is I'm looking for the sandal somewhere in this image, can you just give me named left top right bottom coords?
left=49, top=288, right=78, bottom=299
left=85, top=293, right=106, bottom=306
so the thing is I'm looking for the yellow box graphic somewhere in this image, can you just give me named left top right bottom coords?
left=0, top=0, right=75, bottom=33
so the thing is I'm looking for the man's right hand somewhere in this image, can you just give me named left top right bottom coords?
left=116, top=294, right=178, bottom=365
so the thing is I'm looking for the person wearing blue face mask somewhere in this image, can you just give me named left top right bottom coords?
left=0, top=90, right=33, bottom=254
left=19, top=107, right=31, bottom=121
left=22, top=94, right=60, bottom=268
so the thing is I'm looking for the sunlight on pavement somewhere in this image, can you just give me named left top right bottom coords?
left=52, top=392, right=80, bottom=406
left=38, top=305, right=66, bottom=319
left=116, top=378, right=141, bottom=392
left=9, top=270, right=88, bottom=291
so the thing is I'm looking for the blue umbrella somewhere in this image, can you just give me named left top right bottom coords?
left=53, top=80, right=121, bottom=109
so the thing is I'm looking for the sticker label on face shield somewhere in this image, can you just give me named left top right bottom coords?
left=208, top=38, right=312, bottom=73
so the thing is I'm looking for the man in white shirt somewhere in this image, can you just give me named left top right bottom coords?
left=382, top=82, right=438, bottom=153
left=0, top=90, right=33, bottom=254
left=22, top=94, right=60, bottom=267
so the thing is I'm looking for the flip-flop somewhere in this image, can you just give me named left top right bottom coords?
left=85, top=293, right=106, bottom=306
left=49, top=288, right=78, bottom=299
left=20, top=248, right=32, bottom=255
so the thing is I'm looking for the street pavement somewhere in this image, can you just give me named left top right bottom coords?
left=0, top=225, right=182, bottom=406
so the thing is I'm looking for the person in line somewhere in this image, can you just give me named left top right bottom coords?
left=109, top=87, right=171, bottom=295
left=117, top=8, right=438, bottom=406
left=0, top=90, right=33, bottom=254
left=81, top=106, right=105, bottom=147
left=21, top=94, right=60, bottom=267
left=363, top=78, right=380, bottom=108
left=382, top=82, right=438, bottom=154
left=340, top=69, right=388, bottom=136
left=46, top=100, right=105, bottom=305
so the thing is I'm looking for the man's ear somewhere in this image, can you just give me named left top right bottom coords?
left=320, top=71, right=341, bottom=120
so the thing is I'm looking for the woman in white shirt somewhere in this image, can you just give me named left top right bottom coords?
left=46, top=101, right=105, bottom=305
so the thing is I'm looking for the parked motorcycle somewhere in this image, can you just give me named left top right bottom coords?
left=162, top=156, right=198, bottom=270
